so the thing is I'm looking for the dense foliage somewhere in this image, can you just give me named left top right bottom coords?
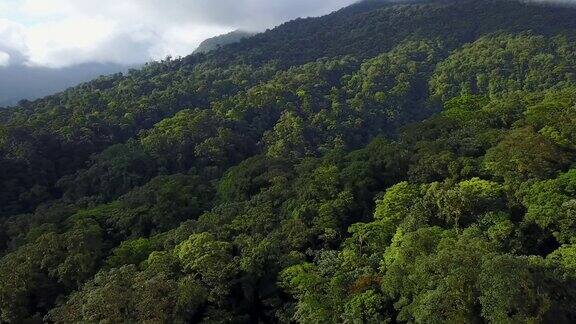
left=1, top=0, right=576, bottom=322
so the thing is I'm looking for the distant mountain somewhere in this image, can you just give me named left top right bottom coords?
left=193, top=30, right=256, bottom=54
left=198, top=0, right=576, bottom=70
left=0, top=63, right=130, bottom=108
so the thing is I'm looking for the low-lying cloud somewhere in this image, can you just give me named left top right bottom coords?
left=0, top=52, right=10, bottom=67
left=0, top=0, right=358, bottom=68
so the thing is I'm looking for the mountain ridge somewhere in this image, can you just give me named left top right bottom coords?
left=0, top=63, right=131, bottom=109
left=193, top=30, right=257, bottom=54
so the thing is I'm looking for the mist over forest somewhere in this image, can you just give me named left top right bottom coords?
left=0, top=63, right=130, bottom=107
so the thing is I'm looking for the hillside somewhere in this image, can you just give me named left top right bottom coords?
left=1, top=0, right=576, bottom=322
left=193, top=30, right=256, bottom=54
left=0, top=63, right=129, bottom=108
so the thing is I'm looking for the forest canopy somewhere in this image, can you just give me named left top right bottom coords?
left=1, top=0, right=576, bottom=322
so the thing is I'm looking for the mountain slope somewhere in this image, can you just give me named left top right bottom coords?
left=1, top=0, right=576, bottom=322
left=193, top=30, right=256, bottom=54
left=0, top=63, right=130, bottom=108
left=2, top=0, right=576, bottom=217
left=204, top=0, right=576, bottom=67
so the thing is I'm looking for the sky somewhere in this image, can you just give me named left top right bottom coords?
left=0, top=0, right=358, bottom=68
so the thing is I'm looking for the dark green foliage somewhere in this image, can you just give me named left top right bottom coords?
left=1, top=0, right=576, bottom=322
left=430, top=34, right=576, bottom=100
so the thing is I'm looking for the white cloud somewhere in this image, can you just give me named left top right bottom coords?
left=0, top=0, right=358, bottom=68
left=0, top=19, right=27, bottom=52
left=0, top=51, right=10, bottom=66
left=24, top=17, right=115, bottom=67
